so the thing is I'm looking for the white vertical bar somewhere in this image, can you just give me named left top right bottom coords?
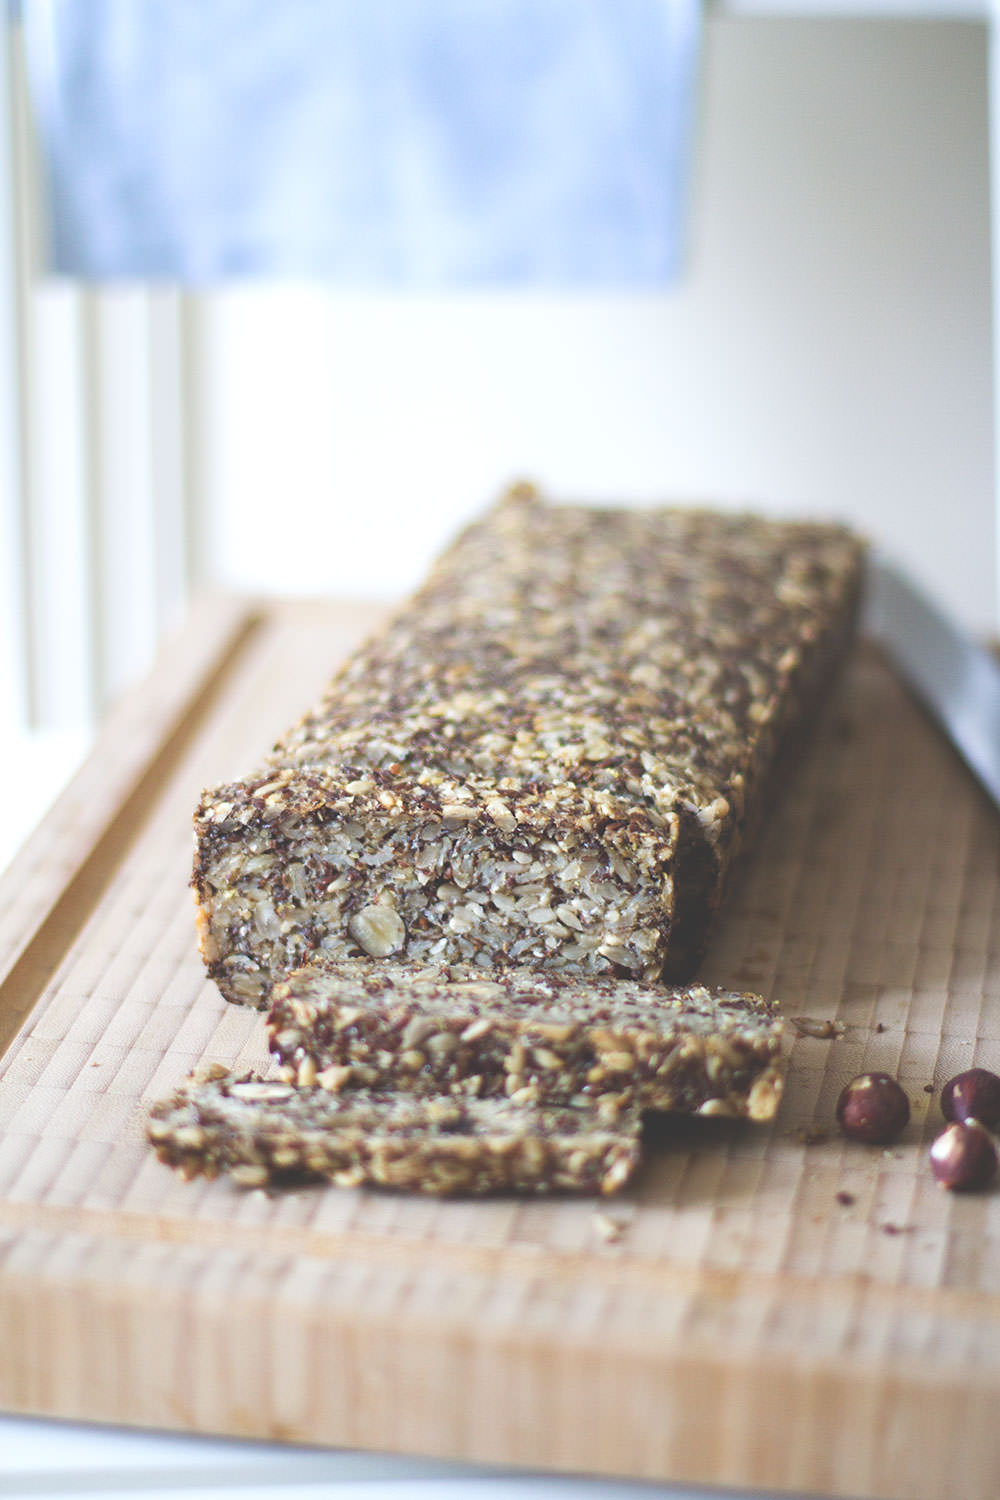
left=10, top=13, right=96, bottom=730
left=79, top=289, right=108, bottom=715
left=16, top=10, right=96, bottom=726
left=0, top=13, right=29, bottom=737
left=24, top=284, right=94, bottom=725
left=148, top=288, right=190, bottom=632
left=179, top=292, right=209, bottom=595
left=81, top=287, right=159, bottom=713
left=7, top=8, right=40, bottom=728
left=80, top=287, right=197, bottom=717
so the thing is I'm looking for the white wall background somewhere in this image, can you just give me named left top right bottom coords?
left=1, top=14, right=996, bottom=869
left=197, top=17, right=995, bottom=627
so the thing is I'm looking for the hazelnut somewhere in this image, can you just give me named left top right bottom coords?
left=836, top=1072, right=910, bottom=1145
left=929, top=1121, right=998, bottom=1192
left=940, top=1068, right=1000, bottom=1130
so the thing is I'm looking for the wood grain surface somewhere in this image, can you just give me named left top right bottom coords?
left=1, top=597, right=998, bottom=1500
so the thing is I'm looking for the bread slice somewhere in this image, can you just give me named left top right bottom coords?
left=148, top=1068, right=641, bottom=1196
left=267, top=957, right=786, bottom=1120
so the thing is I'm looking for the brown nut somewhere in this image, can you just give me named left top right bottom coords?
left=929, top=1121, right=998, bottom=1192
left=836, top=1072, right=910, bottom=1145
left=940, top=1068, right=1000, bottom=1130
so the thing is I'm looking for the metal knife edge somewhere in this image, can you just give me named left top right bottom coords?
left=864, top=554, right=1000, bottom=813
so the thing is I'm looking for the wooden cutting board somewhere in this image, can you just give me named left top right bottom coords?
left=1, top=595, right=999, bottom=1500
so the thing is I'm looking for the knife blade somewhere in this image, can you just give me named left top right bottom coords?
left=865, top=555, right=1000, bottom=812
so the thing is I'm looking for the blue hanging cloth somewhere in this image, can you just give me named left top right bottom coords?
left=22, top=0, right=701, bottom=285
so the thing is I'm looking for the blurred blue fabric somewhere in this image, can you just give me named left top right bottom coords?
left=22, top=0, right=701, bottom=285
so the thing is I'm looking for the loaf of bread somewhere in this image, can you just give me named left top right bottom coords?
left=193, top=486, right=863, bottom=1006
